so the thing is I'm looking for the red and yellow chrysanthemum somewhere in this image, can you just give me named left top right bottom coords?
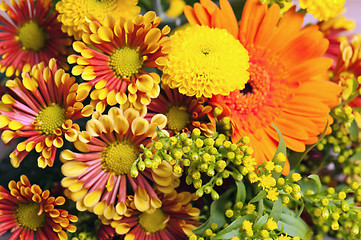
left=0, top=175, right=77, bottom=240
left=56, top=0, right=140, bottom=40
left=60, top=106, right=179, bottom=219
left=0, top=59, right=90, bottom=168
left=68, top=12, right=169, bottom=110
left=0, top=0, right=71, bottom=77
left=146, top=84, right=216, bottom=137
left=184, top=0, right=341, bottom=174
left=100, top=189, right=200, bottom=239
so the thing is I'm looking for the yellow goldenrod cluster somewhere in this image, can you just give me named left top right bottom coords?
left=250, top=153, right=303, bottom=202
left=149, top=128, right=255, bottom=200
left=305, top=182, right=361, bottom=239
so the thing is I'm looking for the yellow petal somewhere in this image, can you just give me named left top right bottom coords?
left=134, top=187, right=150, bottom=212
left=131, top=117, right=149, bottom=136
left=82, top=71, right=96, bottom=80
left=0, top=115, right=10, bottom=128
left=152, top=161, right=172, bottom=177
left=2, top=94, right=15, bottom=104
left=145, top=28, right=161, bottom=45
left=61, top=161, right=88, bottom=177
left=95, top=79, right=107, bottom=89
left=76, top=198, right=88, bottom=211
left=53, top=137, right=64, bottom=148
left=61, top=177, right=77, bottom=188
left=10, top=156, right=20, bottom=168
left=73, top=41, right=87, bottom=53
left=86, top=119, right=104, bottom=136
left=70, top=188, right=88, bottom=202
left=113, top=116, right=129, bottom=135
left=22, top=76, right=38, bottom=92
left=103, top=204, right=115, bottom=219
left=74, top=141, right=90, bottom=152
left=83, top=190, right=102, bottom=207
left=115, top=202, right=127, bottom=215
left=106, top=90, right=118, bottom=106
left=94, top=201, right=107, bottom=215
left=81, top=49, right=94, bottom=58
left=69, top=181, right=84, bottom=192
left=1, top=130, right=15, bottom=144
left=136, top=74, right=153, bottom=92
left=116, top=92, right=127, bottom=105
left=25, top=142, right=35, bottom=152
left=81, top=105, right=94, bottom=117
left=98, top=26, right=114, bottom=42
left=72, top=65, right=84, bottom=76
left=115, top=223, right=131, bottom=235
left=151, top=197, right=162, bottom=209
left=151, top=114, right=167, bottom=129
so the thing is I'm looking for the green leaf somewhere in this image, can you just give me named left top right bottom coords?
left=254, top=214, right=268, bottom=230
left=255, top=199, right=264, bottom=222
left=278, top=213, right=309, bottom=238
left=271, top=124, right=287, bottom=179
left=192, top=188, right=233, bottom=235
left=235, top=180, right=246, bottom=203
left=308, top=174, right=322, bottom=194
left=212, top=215, right=257, bottom=240
left=349, top=150, right=361, bottom=162
left=289, top=118, right=329, bottom=170
left=349, top=119, right=359, bottom=141
left=249, top=190, right=267, bottom=204
left=270, top=198, right=282, bottom=222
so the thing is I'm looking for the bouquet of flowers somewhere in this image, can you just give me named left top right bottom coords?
left=0, top=0, right=360, bottom=239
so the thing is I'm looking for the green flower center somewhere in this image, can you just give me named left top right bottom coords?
left=165, top=105, right=190, bottom=132
left=109, top=47, right=143, bottom=78
left=17, top=20, right=49, bottom=52
left=138, top=208, right=168, bottom=233
left=35, top=104, right=66, bottom=135
left=102, top=140, right=139, bottom=175
left=16, top=202, right=45, bottom=231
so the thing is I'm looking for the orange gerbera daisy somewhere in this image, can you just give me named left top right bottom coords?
left=185, top=0, right=341, bottom=174
left=0, top=175, right=77, bottom=240
left=0, top=59, right=89, bottom=168
left=0, top=0, right=71, bottom=77
left=68, top=12, right=169, bottom=110
left=100, top=189, right=200, bottom=239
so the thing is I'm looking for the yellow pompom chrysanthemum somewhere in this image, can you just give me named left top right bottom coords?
left=299, top=0, right=346, bottom=21
left=161, top=25, right=250, bottom=98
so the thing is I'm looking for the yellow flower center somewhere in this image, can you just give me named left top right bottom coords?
left=16, top=202, right=45, bottom=231
left=35, top=104, right=66, bottom=135
left=109, top=47, right=143, bottom=78
left=138, top=208, right=168, bottom=233
left=162, top=25, right=250, bottom=98
left=102, top=140, right=139, bottom=175
left=17, top=20, right=49, bottom=51
left=165, top=105, right=190, bottom=132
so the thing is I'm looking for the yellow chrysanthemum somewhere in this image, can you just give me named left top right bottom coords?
left=61, top=105, right=180, bottom=218
left=99, top=189, right=200, bottom=239
left=56, top=0, right=140, bottom=39
left=0, top=175, right=77, bottom=240
left=299, top=0, right=346, bottom=21
left=162, top=25, right=250, bottom=98
left=69, top=13, right=169, bottom=110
